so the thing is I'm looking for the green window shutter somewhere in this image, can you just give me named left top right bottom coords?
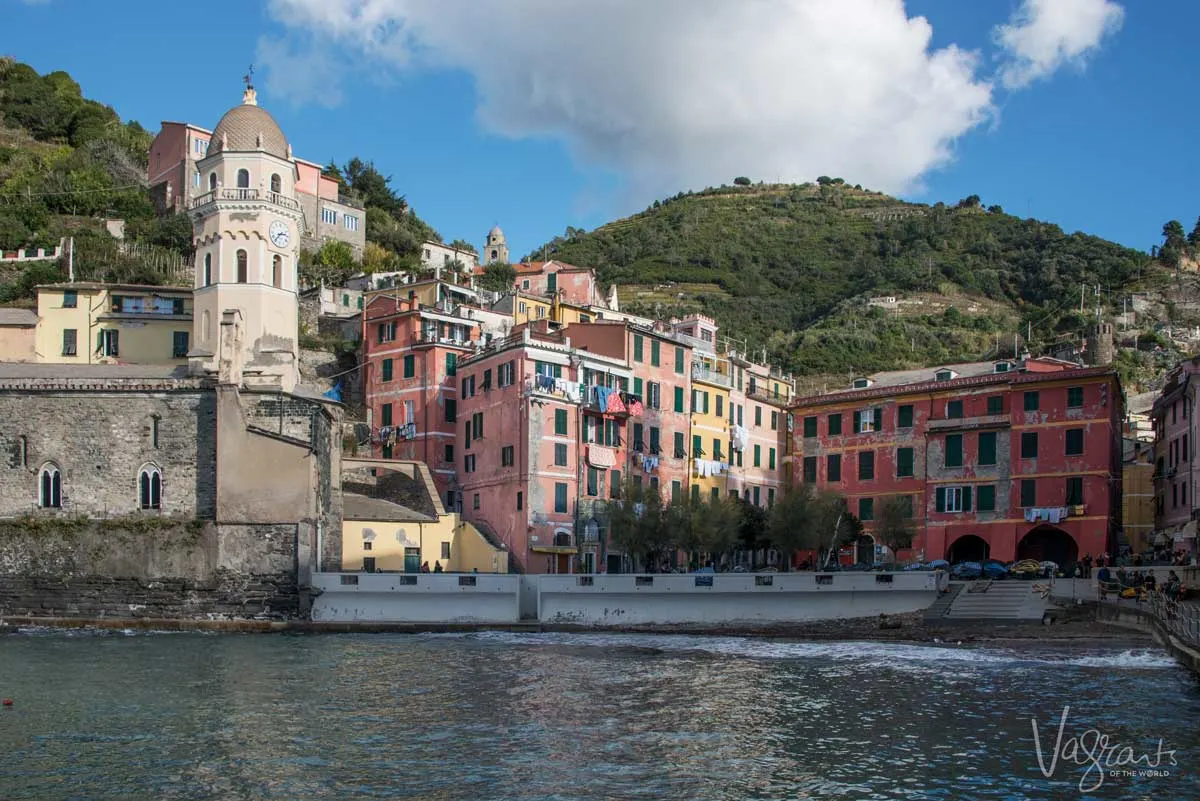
left=555, top=408, right=568, bottom=436
left=651, top=340, right=660, bottom=366
left=703, top=392, right=710, bottom=414
left=674, top=432, right=684, bottom=455
left=977, top=485, right=995, bottom=511
left=382, top=359, right=393, bottom=381
left=674, top=347, right=684, bottom=374
left=935, top=487, right=946, bottom=513
left=634, top=377, right=643, bottom=395
left=963, top=486, right=973, bottom=512
left=692, top=434, right=702, bottom=455
left=633, top=335, right=643, bottom=362
left=946, top=434, right=963, bottom=468
left=674, top=386, right=684, bottom=413
left=979, top=432, right=996, bottom=465
left=852, top=411, right=861, bottom=433
left=987, top=396, right=1002, bottom=415
left=754, top=444, right=761, bottom=467
left=873, top=408, right=883, bottom=432
left=898, top=405, right=913, bottom=428
left=828, top=414, right=842, bottom=435
left=650, top=427, right=660, bottom=452
left=445, top=353, right=457, bottom=376
left=897, top=447, right=913, bottom=477
left=769, top=448, right=776, bottom=470
left=403, top=355, right=415, bottom=378
left=445, top=399, right=456, bottom=423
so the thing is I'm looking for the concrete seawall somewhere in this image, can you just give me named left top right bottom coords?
left=305, top=571, right=947, bottom=627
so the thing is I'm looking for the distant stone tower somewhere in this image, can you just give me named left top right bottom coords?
left=1089, top=322, right=1115, bottom=367
left=484, top=225, right=509, bottom=264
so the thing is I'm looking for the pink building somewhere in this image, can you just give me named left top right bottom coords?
left=147, top=121, right=211, bottom=213
left=454, top=326, right=635, bottom=573
left=476, top=261, right=606, bottom=307
left=362, top=293, right=479, bottom=503
left=1153, top=356, right=1200, bottom=549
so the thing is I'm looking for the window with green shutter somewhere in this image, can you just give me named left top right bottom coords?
left=381, top=403, right=393, bottom=427
left=858, top=450, right=875, bottom=480
left=555, top=482, right=568, bottom=513
left=586, top=467, right=599, bottom=497
left=1021, top=432, right=1038, bottom=459
left=1066, top=476, right=1083, bottom=505
left=769, top=448, right=776, bottom=470
left=555, top=443, right=567, bottom=466
left=1024, top=391, right=1040, bottom=411
left=674, top=347, right=684, bottom=374
left=858, top=497, right=874, bottom=521
left=945, top=434, right=963, bottom=468
left=1020, top=479, right=1036, bottom=507
left=691, top=484, right=700, bottom=502
left=633, top=335, right=644, bottom=362
left=633, top=423, right=644, bottom=450
left=897, top=447, right=914, bottom=477
left=445, top=353, right=457, bottom=376
left=1065, top=428, right=1084, bottom=456
left=716, top=395, right=723, bottom=417
left=692, top=434, right=702, bottom=457
left=649, top=426, right=660, bottom=454
left=671, top=480, right=681, bottom=502
left=977, top=485, right=995, bottom=512
left=987, top=395, right=1002, bottom=415
left=651, top=340, right=660, bottom=366
left=555, top=408, right=568, bottom=435
left=978, top=431, right=997, bottom=465
left=898, top=405, right=913, bottom=428
left=674, top=386, right=684, bottom=413
left=753, top=444, right=762, bottom=467
left=947, top=400, right=963, bottom=419
left=633, top=377, right=643, bottom=396
left=804, top=416, right=818, bottom=437
left=403, top=354, right=415, bottom=378
left=827, top=454, right=841, bottom=481
left=444, top=399, right=456, bottom=423
left=828, top=413, right=843, bottom=435
left=381, top=358, right=393, bottom=381
left=675, top=432, right=685, bottom=457
left=713, top=438, right=722, bottom=460
left=1067, top=386, right=1083, bottom=408
left=874, top=407, right=883, bottom=432
left=803, top=456, right=817, bottom=482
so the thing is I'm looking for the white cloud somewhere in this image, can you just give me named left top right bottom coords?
left=254, top=1, right=1111, bottom=203
left=995, top=0, right=1124, bottom=89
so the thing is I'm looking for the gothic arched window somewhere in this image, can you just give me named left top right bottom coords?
left=139, top=465, right=162, bottom=510
left=208, top=172, right=217, bottom=191
left=236, top=169, right=250, bottom=189
left=204, top=253, right=212, bottom=286
left=272, top=255, right=283, bottom=289
left=39, top=463, right=62, bottom=509
left=236, top=250, right=248, bottom=283
left=270, top=173, right=281, bottom=194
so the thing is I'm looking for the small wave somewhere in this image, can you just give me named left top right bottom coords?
left=460, top=631, right=1178, bottom=671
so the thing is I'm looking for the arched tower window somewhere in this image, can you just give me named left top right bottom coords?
left=208, top=172, right=217, bottom=191
left=39, top=463, right=62, bottom=509
left=139, top=465, right=162, bottom=510
left=491, top=249, right=498, bottom=260
left=270, top=173, right=281, bottom=194
left=203, top=253, right=212, bottom=286
left=272, top=255, right=283, bottom=289
left=237, top=169, right=250, bottom=188
left=236, top=250, right=248, bottom=283
left=202, top=310, right=212, bottom=344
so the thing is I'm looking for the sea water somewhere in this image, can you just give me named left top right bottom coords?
left=0, top=629, right=1194, bottom=799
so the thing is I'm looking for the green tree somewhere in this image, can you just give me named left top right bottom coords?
left=875, top=495, right=916, bottom=564
left=361, top=241, right=398, bottom=274
left=733, top=176, right=751, bottom=186
left=696, top=495, right=743, bottom=565
left=767, top=486, right=822, bottom=571
left=301, top=240, right=357, bottom=287
left=477, top=261, right=517, bottom=293
left=608, top=479, right=672, bottom=572
left=449, top=238, right=477, bottom=254
left=1162, top=220, right=1187, bottom=268
left=1188, top=217, right=1200, bottom=249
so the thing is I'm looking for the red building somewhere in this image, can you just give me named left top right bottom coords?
left=790, top=358, right=1123, bottom=566
left=361, top=291, right=480, bottom=505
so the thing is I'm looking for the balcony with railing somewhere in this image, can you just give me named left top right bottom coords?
left=188, top=188, right=300, bottom=211
left=692, top=362, right=732, bottom=388
left=745, top=384, right=789, bottom=404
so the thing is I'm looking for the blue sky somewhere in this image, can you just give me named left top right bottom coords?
left=4, top=0, right=1197, bottom=260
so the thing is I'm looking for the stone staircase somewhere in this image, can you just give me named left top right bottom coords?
left=923, top=583, right=964, bottom=622
left=938, top=580, right=1050, bottom=622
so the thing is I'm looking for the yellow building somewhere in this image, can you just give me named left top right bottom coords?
left=509, top=292, right=552, bottom=326
left=1123, top=439, right=1155, bottom=555
left=35, top=282, right=193, bottom=366
left=341, top=460, right=509, bottom=573
left=0, top=308, right=38, bottom=362
left=690, top=352, right=734, bottom=501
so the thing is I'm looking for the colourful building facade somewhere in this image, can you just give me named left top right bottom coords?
left=791, top=359, right=1123, bottom=566
left=35, top=283, right=193, bottom=366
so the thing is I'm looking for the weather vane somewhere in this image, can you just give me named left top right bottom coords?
left=244, top=64, right=255, bottom=89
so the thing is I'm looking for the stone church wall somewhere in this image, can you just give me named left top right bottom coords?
left=0, top=384, right=217, bottom=519
left=0, top=518, right=301, bottom=619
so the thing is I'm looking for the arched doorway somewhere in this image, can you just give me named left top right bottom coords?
left=948, top=534, right=990, bottom=564
left=1017, top=526, right=1078, bottom=567
left=855, top=534, right=875, bottom=565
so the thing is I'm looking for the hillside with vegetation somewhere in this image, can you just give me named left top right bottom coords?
left=0, top=59, right=441, bottom=302
left=526, top=180, right=1170, bottom=384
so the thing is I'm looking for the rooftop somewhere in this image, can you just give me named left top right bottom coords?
left=0, top=308, right=38, bottom=327
left=343, top=493, right=436, bottom=523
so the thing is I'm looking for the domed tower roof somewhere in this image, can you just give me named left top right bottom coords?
left=207, top=86, right=289, bottom=160
left=489, top=224, right=505, bottom=238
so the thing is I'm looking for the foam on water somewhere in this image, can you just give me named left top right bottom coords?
left=449, top=631, right=1179, bottom=670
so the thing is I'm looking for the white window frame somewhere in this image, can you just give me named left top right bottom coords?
left=858, top=408, right=876, bottom=433
left=321, top=207, right=337, bottom=225
left=945, top=486, right=964, bottom=513
left=344, top=214, right=359, bottom=232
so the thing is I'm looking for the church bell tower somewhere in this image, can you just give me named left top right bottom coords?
left=188, top=75, right=303, bottom=392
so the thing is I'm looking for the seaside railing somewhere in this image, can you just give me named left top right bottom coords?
left=1148, top=592, right=1200, bottom=649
